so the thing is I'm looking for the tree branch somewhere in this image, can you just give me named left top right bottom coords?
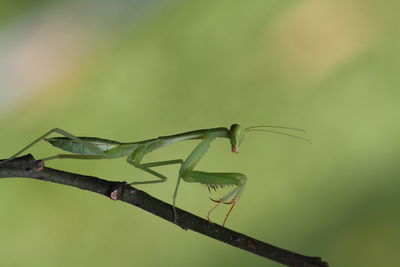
left=0, top=155, right=328, bottom=267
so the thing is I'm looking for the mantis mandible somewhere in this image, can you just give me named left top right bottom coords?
left=0, top=124, right=310, bottom=226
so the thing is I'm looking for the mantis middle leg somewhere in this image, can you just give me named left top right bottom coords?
left=127, top=148, right=183, bottom=185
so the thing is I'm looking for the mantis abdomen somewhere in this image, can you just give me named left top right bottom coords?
left=44, top=137, right=121, bottom=155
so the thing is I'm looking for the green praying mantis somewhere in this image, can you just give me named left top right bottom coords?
left=0, top=124, right=310, bottom=226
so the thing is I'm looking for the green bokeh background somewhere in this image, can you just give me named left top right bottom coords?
left=1, top=1, right=399, bottom=266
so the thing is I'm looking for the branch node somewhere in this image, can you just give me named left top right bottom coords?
left=247, top=240, right=256, bottom=249
left=110, top=182, right=126, bottom=200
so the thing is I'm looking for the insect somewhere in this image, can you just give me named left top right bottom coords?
left=1, top=124, right=309, bottom=225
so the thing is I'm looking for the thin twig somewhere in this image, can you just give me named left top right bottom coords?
left=0, top=154, right=328, bottom=267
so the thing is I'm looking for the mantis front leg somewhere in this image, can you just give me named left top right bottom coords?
left=174, top=136, right=247, bottom=226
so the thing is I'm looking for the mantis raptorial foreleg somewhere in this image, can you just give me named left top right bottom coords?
left=187, top=171, right=246, bottom=225
left=174, top=136, right=247, bottom=225
left=172, top=136, right=217, bottom=220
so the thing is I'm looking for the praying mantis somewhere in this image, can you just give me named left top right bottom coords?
left=0, top=124, right=309, bottom=226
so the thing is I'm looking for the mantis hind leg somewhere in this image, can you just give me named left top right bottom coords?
left=0, top=128, right=105, bottom=165
left=41, top=154, right=106, bottom=161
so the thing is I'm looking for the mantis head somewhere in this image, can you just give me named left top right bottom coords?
left=229, top=124, right=311, bottom=153
left=229, top=124, right=245, bottom=153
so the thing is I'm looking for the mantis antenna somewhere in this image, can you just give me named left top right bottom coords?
left=245, top=126, right=311, bottom=143
left=246, top=125, right=306, bottom=133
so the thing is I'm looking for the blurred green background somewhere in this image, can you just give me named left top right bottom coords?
left=0, top=0, right=399, bottom=266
